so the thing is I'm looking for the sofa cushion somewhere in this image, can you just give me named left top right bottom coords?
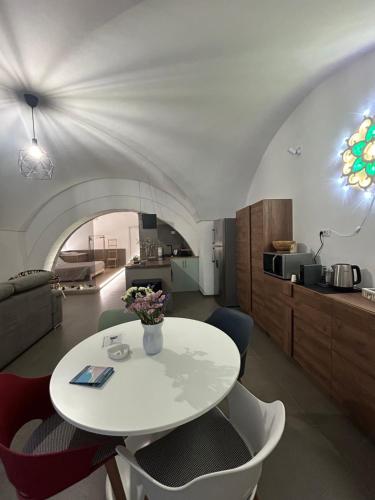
left=0, top=283, right=14, bottom=302
left=10, top=272, right=53, bottom=293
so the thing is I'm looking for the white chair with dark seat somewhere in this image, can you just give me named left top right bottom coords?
left=116, top=383, right=285, bottom=500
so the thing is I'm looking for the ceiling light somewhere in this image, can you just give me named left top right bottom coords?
left=19, top=93, right=54, bottom=180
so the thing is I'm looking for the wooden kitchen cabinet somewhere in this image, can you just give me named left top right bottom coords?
left=236, top=199, right=375, bottom=439
left=236, top=198, right=293, bottom=350
left=257, top=275, right=293, bottom=354
left=293, top=286, right=332, bottom=393
left=235, top=198, right=292, bottom=317
left=250, top=199, right=292, bottom=333
left=331, top=301, right=375, bottom=438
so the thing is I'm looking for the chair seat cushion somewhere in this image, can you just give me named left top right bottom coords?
left=135, top=407, right=252, bottom=487
left=23, top=413, right=122, bottom=465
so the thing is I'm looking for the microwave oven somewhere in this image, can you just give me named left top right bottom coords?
left=263, top=252, right=314, bottom=280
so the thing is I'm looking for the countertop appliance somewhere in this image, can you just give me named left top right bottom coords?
left=263, top=252, right=313, bottom=280
left=300, top=264, right=323, bottom=285
left=332, top=263, right=361, bottom=290
left=212, top=219, right=238, bottom=306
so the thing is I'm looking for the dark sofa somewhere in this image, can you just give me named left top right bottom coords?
left=0, top=272, right=63, bottom=369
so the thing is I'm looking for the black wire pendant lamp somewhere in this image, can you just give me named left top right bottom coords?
left=19, top=93, right=54, bottom=180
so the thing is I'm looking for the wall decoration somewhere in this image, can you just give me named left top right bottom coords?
left=342, top=116, right=375, bottom=189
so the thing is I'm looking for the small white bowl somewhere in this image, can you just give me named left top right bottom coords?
left=107, top=344, right=130, bottom=361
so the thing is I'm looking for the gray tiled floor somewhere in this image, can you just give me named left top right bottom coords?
left=1, top=273, right=375, bottom=499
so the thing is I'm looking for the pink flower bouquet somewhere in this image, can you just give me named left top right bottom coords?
left=121, top=286, right=168, bottom=325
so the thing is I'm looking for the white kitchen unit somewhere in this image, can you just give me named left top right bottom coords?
left=171, top=257, right=199, bottom=292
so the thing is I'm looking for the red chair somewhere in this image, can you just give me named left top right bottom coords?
left=0, top=373, right=124, bottom=499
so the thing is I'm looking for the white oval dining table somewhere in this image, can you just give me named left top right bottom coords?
left=50, top=317, right=240, bottom=437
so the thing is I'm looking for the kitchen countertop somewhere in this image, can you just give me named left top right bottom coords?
left=293, top=282, right=375, bottom=314
left=125, top=258, right=171, bottom=269
left=125, top=256, right=198, bottom=269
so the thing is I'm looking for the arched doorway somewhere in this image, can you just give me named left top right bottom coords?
left=52, top=210, right=194, bottom=292
left=23, top=178, right=199, bottom=270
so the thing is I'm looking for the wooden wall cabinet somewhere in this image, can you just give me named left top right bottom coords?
left=236, top=198, right=293, bottom=316
left=236, top=198, right=293, bottom=353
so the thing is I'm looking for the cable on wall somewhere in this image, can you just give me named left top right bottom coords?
left=315, top=192, right=375, bottom=260
left=324, top=193, right=375, bottom=237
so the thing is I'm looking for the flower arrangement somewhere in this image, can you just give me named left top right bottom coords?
left=121, top=286, right=168, bottom=325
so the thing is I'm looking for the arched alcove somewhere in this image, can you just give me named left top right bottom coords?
left=23, top=179, right=198, bottom=270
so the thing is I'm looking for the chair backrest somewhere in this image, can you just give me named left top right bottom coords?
left=205, top=308, right=253, bottom=355
left=0, top=374, right=53, bottom=447
left=116, top=383, right=285, bottom=500
left=0, top=374, right=106, bottom=499
left=97, top=309, right=138, bottom=332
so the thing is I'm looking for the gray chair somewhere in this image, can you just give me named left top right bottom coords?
left=205, top=307, right=253, bottom=379
left=97, top=309, right=138, bottom=332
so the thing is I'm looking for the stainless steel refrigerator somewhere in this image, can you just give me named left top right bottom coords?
left=212, top=218, right=238, bottom=306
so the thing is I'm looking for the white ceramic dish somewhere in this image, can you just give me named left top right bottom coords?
left=107, top=343, right=130, bottom=361
left=362, top=287, right=375, bottom=302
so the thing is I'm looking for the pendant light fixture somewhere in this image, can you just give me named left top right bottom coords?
left=19, top=93, right=54, bottom=180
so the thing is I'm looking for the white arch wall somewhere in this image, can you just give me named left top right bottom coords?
left=23, top=179, right=199, bottom=270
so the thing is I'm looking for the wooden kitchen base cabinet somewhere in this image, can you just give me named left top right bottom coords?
left=293, top=317, right=331, bottom=393
left=235, top=199, right=375, bottom=439
left=332, top=351, right=375, bottom=440
left=331, top=300, right=375, bottom=439
left=258, top=275, right=292, bottom=355
left=293, top=286, right=332, bottom=393
left=258, top=279, right=375, bottom=439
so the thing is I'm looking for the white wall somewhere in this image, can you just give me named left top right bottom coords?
left=93, top=212, right=139, bottom=258
left=61, top=212, right=140, bottom=260
left=247, top=49, right=375, bottom=286
left=0, top=230, right=25, bottom=281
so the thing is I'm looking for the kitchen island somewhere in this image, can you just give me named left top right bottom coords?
left=125, top=258, right=172, bottom=291
left=125, top=256, right=199, bottom=293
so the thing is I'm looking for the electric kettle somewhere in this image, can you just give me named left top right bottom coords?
left=331, top=263, right=361, bottom=289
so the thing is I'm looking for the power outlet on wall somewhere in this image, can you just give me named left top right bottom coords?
left=321, top=229, right=331, bottom=237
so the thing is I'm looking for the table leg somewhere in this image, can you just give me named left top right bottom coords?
left=105, top=457, right=127, bottom=500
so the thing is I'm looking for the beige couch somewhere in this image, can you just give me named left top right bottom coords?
left=0, top=272, right=62, bottom=369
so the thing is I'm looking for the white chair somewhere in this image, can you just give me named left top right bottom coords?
left=116, top=383, right=285, bottom=500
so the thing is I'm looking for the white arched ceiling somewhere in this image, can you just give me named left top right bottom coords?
left=24, top=179, right=198, bottom=270
left=1, top=0, right=375, bottom=228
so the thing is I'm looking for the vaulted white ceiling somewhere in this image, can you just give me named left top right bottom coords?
left=1, top=0, right=375, bottom=228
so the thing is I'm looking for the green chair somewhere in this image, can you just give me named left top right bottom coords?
left=97, top=309, right=138, bottom=332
